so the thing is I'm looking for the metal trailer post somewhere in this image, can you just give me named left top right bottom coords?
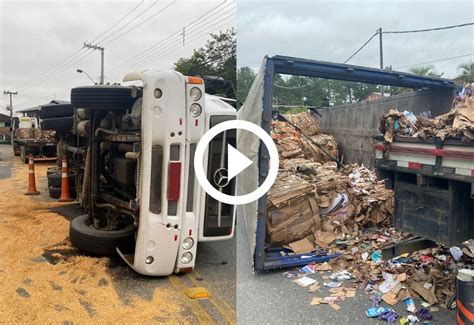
left=100, top=48, right=104, bottom=85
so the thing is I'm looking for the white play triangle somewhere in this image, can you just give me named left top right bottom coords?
left=227, top=144, right=253, bottom=180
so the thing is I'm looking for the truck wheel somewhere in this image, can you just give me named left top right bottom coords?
left=69, top=215, right=135, bottom=256
left=71, top=86, right=137, bottom=111
left=39, top=104, right=74, bottom=119
left=48, top=185, right=76, bottom=199
left=40, top=116, right=73, bottom=131
left=47, top=171, right=75, bottom=187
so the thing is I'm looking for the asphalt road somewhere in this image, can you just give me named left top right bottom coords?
left=236, top=210, right=456, bottom=324
left=0, top=144, right=235, bottom=323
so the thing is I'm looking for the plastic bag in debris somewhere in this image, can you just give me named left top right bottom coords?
left=371, top=250, right=383, bottom=262
left=320, top=192, right=348, bottom=215
left=403, top=111, right=417, bottom=125
left=366, top=306, right=392, bottom=317
left=449, top=246, right=463, bottom=261
left=378, top=310, right=398, bottom=325
left=460, top=82, right=472, bottom=99
left=329, top=270, right=353, bottom=281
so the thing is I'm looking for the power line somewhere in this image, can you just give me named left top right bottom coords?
left=100, top=0, right=177, bottom=46
left=343, top=22, right=474, bottom=64
left=116, top=13, right=234, bottom=76
left=14, top=48, right=86, bottom=90
left=108, top=15, right=234, bottom=82
left=17, top=50, right=94, bottom=92
left=12, top=2, right=149, bottom=91
left=97, top=0, right=160, bottom=44
left=384, top=22, right=474, bottom=34
left=343, top=32, right=378, bottom=64
left=91, top=0, right=145, bottom=43
left=136, top=16, right=234, bottom=68
left=395, top=53, right=474, bottom=69
left=111, top=14, right=234, bottom=78
left=106, top=3, right=235, bottom=78
left=105, top=1, right=233, bottom=75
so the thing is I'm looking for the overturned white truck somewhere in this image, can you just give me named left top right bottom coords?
left=67, top=70, right=236, bottom=276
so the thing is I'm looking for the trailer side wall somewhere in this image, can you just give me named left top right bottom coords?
left=318, top=88, right=455, bottom=167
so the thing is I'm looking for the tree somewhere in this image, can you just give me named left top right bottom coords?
left=456, top=61, right=473, bottom=84
left=236, top=67, right=256, bottom=103
left=174, top=28, right=236, bottom=97
left=409, top=64, right=444, bottom=77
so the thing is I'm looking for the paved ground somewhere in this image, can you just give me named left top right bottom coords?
left=0, top=144, right=235, bottom=323
left=236, top=212, right=456, bottom=324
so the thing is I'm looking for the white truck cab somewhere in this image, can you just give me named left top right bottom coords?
left=69, top=70, right=236, bottom=276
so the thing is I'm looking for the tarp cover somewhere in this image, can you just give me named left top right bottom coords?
left=236, top=58, right=267, bottom=265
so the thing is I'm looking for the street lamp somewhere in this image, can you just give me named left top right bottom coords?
left=76, top=69, right=97, bottom=84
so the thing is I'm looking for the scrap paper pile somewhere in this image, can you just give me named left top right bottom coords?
left=266, top=111, right=394, bottom=246
left=282, top=238, right=474, bottom=322
left=379, top=83, right=474, bottom=143
left=14, top=128, right=56, bottom=141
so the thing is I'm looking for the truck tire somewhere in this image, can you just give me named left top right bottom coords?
left=69, top=215, right=135, bottom=256
left=39, top=104, right=74, bottom=119
left=48, top=185, right=76, bottom=199
left=40, top=116, right=73, bottom=131
left=71, top=86, right=137, bottom=111
left=47, top=171, right=75, bottom=187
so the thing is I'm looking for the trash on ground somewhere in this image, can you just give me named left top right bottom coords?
left=294, top=276, right=318, bottom=288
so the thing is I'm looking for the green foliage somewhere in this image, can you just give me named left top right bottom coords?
left=174, top=28, right=236, bottom=95
left=409, top=64, right=444, bottom=77
left=456, top=61, right=473, bottom=84
left=236, top=66, right=256, bottom=103
left=278, top=106, right=307, bottom=114
left=236, top=67, right=382, bottom=108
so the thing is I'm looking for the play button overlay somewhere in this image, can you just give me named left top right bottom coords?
left=194, top=120, right=279, bottom=205
left=227, top=144, right=253, bottom=180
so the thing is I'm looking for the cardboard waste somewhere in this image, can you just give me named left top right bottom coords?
left=268, top=112, right=472, bottom=322
left=379, top=84, right=474, bottom=143
left=14, top=128, right=55, bottom=141
left=266, top=112, right=393, bottom=246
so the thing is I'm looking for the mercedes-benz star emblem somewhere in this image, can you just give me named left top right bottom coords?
left=213, top=168, right=230, bottom=188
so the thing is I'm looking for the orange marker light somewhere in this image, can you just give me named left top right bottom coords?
left=186, top=76, right=204, bottom=84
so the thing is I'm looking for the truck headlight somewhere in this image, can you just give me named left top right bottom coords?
left=189, top=87, right=202, bottom=101
left=181, top=252, right=193, bottom=264
left=190, top=103, right=202, bottom=117
left=182, top=237, right=194, bottom=250
left=145, top=256, right=154, bottom=264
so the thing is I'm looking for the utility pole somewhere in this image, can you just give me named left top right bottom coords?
left=83, top=42, right=105, bottom=85
left=378, top=27, right=384, bottom=97
left=3, top=90, right=17, bottom=145
left=182, top=27, right=185, bottom=45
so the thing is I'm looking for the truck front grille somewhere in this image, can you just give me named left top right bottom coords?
left=149, top=145, right=163, bottom=214
left=186, top=143, right=196, bottom=212
left=203, top=115, right=236, bottom=237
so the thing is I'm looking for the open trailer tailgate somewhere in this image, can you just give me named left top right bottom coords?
left=237, top=57, right=339, bottom=270
left=374, top=135, right=474, bottom=246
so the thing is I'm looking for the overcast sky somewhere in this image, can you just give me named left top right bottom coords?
left=0, top=0, right=235, bottom=114
left=237, top=0, right=473, bottom=79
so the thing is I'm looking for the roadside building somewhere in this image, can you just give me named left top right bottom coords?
left=0, top=113, right=11, bottom=143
